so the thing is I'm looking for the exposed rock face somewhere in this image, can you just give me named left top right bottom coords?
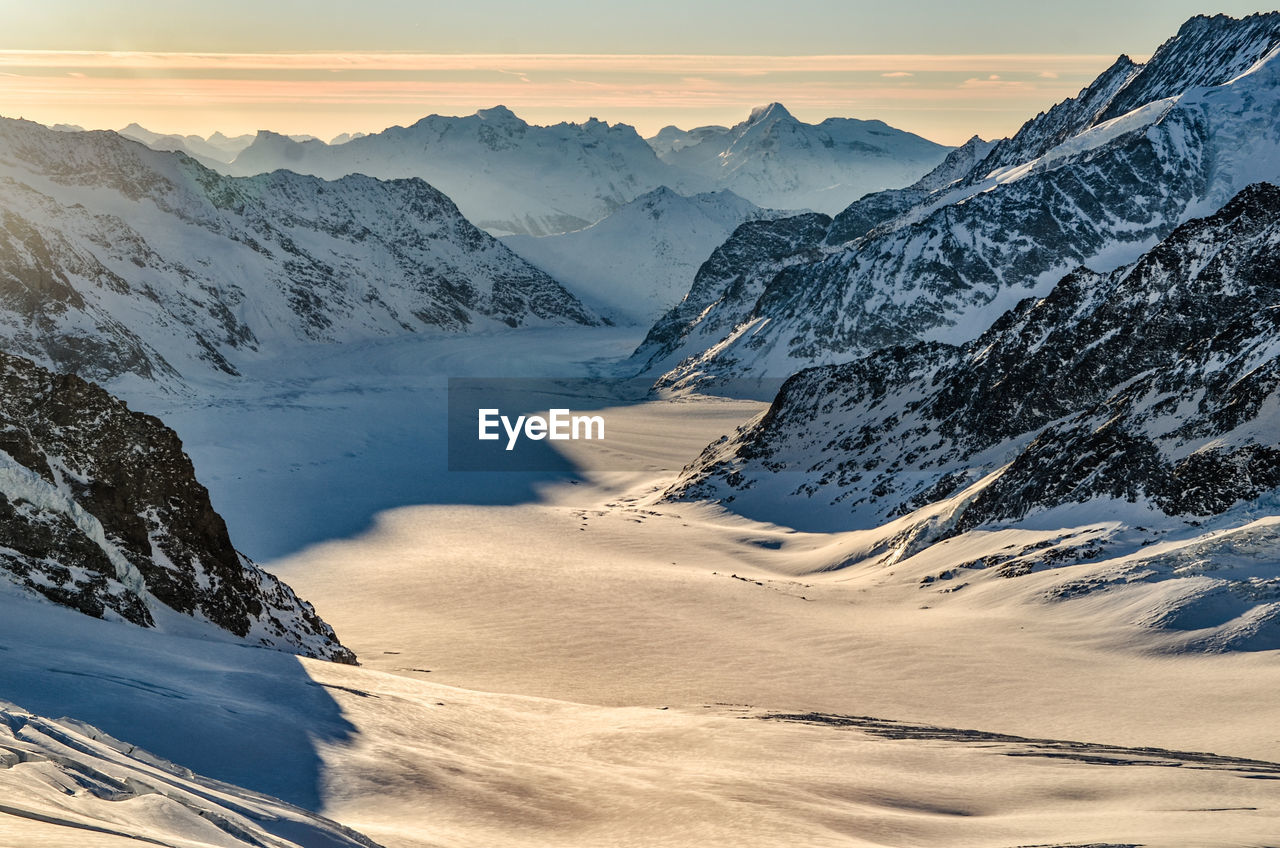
left=0, top=350, right=354, bottom=663
left=823, top=135, right=997, bottom=247
left=668, top=183, right=1280, bottom=651
left=0, top=117, right=600, bottom=387
left=671, top=182, right=1280, bottom=529
left=642, top=13, right=1280, bottom=389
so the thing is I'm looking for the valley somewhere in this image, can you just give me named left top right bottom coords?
left=3, top=9, right=1280, bottom=847
left=7, top=327, right=1280, bottom=847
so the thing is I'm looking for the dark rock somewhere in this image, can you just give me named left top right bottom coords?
left=0, top=351, right=355, bottom=663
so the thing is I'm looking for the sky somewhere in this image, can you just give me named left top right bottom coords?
left=1, top=2, right=1275, bottom=144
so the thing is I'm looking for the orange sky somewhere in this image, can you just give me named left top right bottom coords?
left=0, top=50, right=1122, bottom=144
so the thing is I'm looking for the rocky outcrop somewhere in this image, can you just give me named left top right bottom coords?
left=670, top=183, right=1280, bottom=530
left=0, top=350, right=354, bottom=662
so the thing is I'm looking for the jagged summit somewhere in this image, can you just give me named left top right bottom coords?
left=643, top=12, right=1280, bottom=390
left=971, top=11, right=1280, bottom=180
left=652, top=103, right=951, bottom=214
left=1099, top=11, right=1280, bottom=121
left=746, top=102, right=796, bottom=124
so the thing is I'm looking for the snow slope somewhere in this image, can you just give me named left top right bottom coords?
left=0, top=698, right=379, bottom=848
left=501, top=187, right=784, bottom=324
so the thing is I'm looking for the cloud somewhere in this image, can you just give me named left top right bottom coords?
left=0, top=50, right=1119, bottom=76
left=960, top=75, right=1029, bottom=91
left=0, top=49, right=1109, bottom=144
left=1038, top=70, right=1059, bottom=79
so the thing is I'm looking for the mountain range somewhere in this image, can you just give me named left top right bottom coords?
left=0, top=116, right=599, bottom=389
left=117, top=123, right=258, bottom=166
left=670, top=179, right=1280, bottom=650
left=639, top=12, right=1280, bottom=391
left=197, top=105, right=950, bottom=236
left=224, top=107, right=675, bottom=236
left=649, top=102, right=952, bottom=215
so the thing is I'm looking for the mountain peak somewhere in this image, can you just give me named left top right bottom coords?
left=475, top=105, right=521, bottom=122
left=252, top=128, right=297, bottom=143
left=1098, top=11, right=1280, bottom=122
left=641, top=184, right=680, bottom=201
left=746, top=102, right=795, bottom=125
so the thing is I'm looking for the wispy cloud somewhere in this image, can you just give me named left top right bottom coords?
left=0, top=50, right=1121, bottom=74
left=0, top=50, right=1118, bottom=144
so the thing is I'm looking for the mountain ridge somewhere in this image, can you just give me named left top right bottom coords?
left=667, top=180, right=1280, bottom=651
left=640, top=11, right=1280, bottom=391
left=0, top=116, right=600, bottom=388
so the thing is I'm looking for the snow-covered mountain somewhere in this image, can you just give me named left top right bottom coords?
left=670, top=182, right=1280, bottom=651
left=630, top=212, right=832, bottom=382
left=0, top=349, right=354, bottom=662
left=226, top=107, right=675, bottom=236
left=643, top=13, right=1280, bottom=390
left=650, top=103, right=952, bottom=214
left=501, top=187, right=784, bottom=324
left=118, top=122, right=257, bottom=165
left=0, top=117, right=600, bottom=388
left=822, top=134, right=997, bottom=247
left=222, top=105, right=951, bottom=237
